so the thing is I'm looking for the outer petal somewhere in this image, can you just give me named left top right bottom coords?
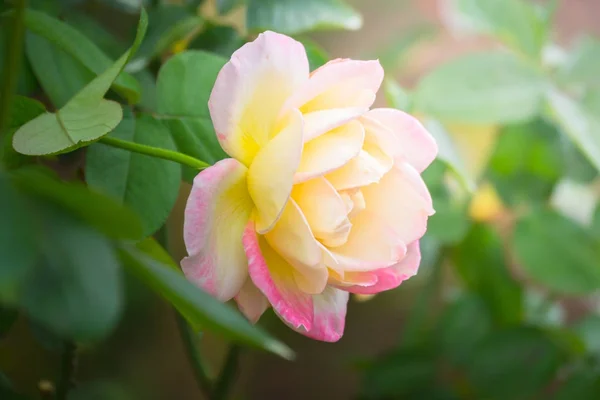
left=362, top=162, right=434, bottom=245
left=248, top=109, right=304, bottom=233
left=304, top=287, right=349, bottom=342
left=209, top=31, right=309, bottom=165
left=286, top=59, right=384, bottom=112
left=345, top=241, right=421, bottom=295
left=264, top=200, right=323, bottom=271
left=292, top=177, right=352, bottom=247
left=182, top=159, right=253, bottom=301
left=364, top=109, right=437, bottom=172
left=244, top=222, right=313, bottom=330
left=235, top=278, right=269, bottom=323
left=295, top=120, right=364, bottom=183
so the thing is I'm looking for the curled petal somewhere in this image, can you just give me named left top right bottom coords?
left=182, top=159, right=253, bottom=301
left=286, top=59, right=384, bottom=112
left=302, top=107, right=367, bottom=142
left=345, top=241, right=421, bottom=295
left=304, top=287, right=349, bottom=342
left=248, top=109, right=304, bottom=233
left=364, top=108, right=437, bottom=172
left=244, top=222, right=313, bottom=330
left=295, top=120, right=364, bottom=183
left=326, top=149, right=390, bottom=191
left=235, top=278, right=269, bottom=323
left=209, top=31, right=309, bottom=165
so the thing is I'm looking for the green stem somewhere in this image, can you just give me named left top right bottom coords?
left=99, top=136, right=209, bottom=170
left=0, top=0, right=25, bottom=139
left=213, top=344, right=241, bottom=400
left=55, top=341, right=77, bottom=400
left=176, top=312, right=214, bottom=398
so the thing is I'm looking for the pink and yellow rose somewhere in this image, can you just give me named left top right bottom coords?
left=182, top=31, right=437, bottom=342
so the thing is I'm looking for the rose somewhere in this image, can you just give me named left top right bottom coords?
left=182, top=31, right=438, bottom=342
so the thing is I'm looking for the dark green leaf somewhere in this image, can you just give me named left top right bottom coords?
left=62, top=12, right=126, bottom=59
left=560, top=136, right=598, bottom=183
left=439, top=293, right=492, bottom=366
left=67, top=381, right=131, bottom=400
left=189, top=23, right=245, bottom=59
left=28, top=319, right=64, bottom=352
left=17, top=204, right=123, bottom=341
left=0, top=307, right=18, bottom=337
left=119, top=243, right=293, bottom=359
left=86, top=112, right=181, bottom=237
left=298, top=37, right=328, bottom=71
left=592, top=206, right=600, bottom=240
left=513, top=208, right=600, bottom=294
left=156, top=50, right=228, bottom=181
left=467, top=327, right=564, bottom=399
left=413, top=51, right=545, bottom=123
left=13, top=10, right=148, bottom=156
left=0, top=372, right=27, bottom=400
left=487, top=121, right=563, bottom=206
left=11, top=167, right=143, bottom=240
left=553, top=365, right=600, bottom=400
left=217, top=0, right=244, bottom=15
left=247, top=0, right=362, bottom=35
left=573, top=315, right=600, bottom=356
left=22, top=9, right=141, bottom=103
left=452, top=224, right=523, bottom=325
left=524, top=290, right=564, bottom=328
left=0, top=172, right=37, bottom=301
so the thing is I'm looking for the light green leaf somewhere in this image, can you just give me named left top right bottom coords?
left=247, top=0, right=362, bottom=35
left=298, top=37, right=329, bottom=71
left=513, top=208, right=600, bottom=294
left=1, top=96, right=45, bottom=168
left=452, top=224, right=523, bottom=325
left=423, top=119, right=474, bottom=192
left=384, top=79, right=412, bottom=112
left=557, top=37, right=600, bottom=87
left=448, top=0, right=548, bottom=58
left=546, top=89, right=600, bottom=174
left=16, top=205, right=123, bottom=341
left=22, top=9, right=141, bottom=103
left=10, top=167, right=143, bottom=240
left=86, top=112, right=181, bottom=237
left=119, top=243, right=294, bottom=360
left=413, top=51, right=546, bottom=124
left=12, top=10, right=148, bottom=156
left=156, top=50, right=228, bottom=182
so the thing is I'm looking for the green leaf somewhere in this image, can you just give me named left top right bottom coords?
left=372, top=23, right=437, bottom=74
left=573, top=315, right=600, bottom=356
left=513, top=208, right=600, bottom=295
left=63, top=12, right=126, bottom=59
left=247, top=0, right=362, bottom=35
left=438, top=293, right=492, bottom=367
left=67, top=381, right=131, bottom=400
left=0, top=172, right=37, bottom=300
left=557, top=37, right=600, bottom=88
left=0, top=373, right=27, bottom=400
left=25, top=31, right=95, bottom=108
left=189, top=23, right=245, bottom=59
left=487, top=120, right=563, bottom=206
left=15, top=204, right=123, bottom=341
left=1, top=96, right=46, bottom=168
left=546, top=89, right=600, bottom=174
left=592, top=205, right=600, bottom=240
left=413, top=51, right=545, bottom=124
left=298, top=37, right=329, bottom=71
left=119, top=243, right=293, bottom=359
left=22, top=9, right=142, bottom=103
left=13, top=10, right=148, bottom=156
left=384, top=79, right=412, bottom=112
left=156, top=50, right=228, bottom=182
left=449, top=0, right=548, bottom=58
left=217, top=0, right=244, bottom=15
left=0, top=307, right=18, bottom=337
left=452, top=224, right=523, bottom=325
left=10, top=167, right=143, bottom=240
left=524, top=290, right=565, bottom=328
left=86, top=112, right=181, bottom=237
left=133, top=6, right=203, bottom=71
left=553, top=365, right=600, bottom=400
left=423, top=119, right=475, bottom=192
left=467, top=327, right=564, bottom=399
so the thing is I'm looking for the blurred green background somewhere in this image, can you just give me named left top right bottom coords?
left=2, top=0, right=600, bottom=399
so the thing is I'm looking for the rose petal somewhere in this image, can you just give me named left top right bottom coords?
left=292, top=177, right=352, bottom=247
left=286, top=59, right=384, bottom=112
left=326, top=149, right=390, bottom=191
left=345, top=241, right=421, bottom=294
left=235, top=278, right=269, bottom=323
left=244, top=222, right=313, bottom=330
left=182, top=159, right=253, bottom=301
left=248, top=109, right=304, bottom=233
left=209, top=31, right=309, bottom=165
left=302, top=107, right=367, bottom=142
left=364, top=108, right=437, bottom=172
left=294, top=120, right=364, bottom=183
left=304, top=287, right=349, bottom=342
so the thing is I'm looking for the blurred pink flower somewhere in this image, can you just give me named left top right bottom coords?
left=182, top=31, right=437, bottom=342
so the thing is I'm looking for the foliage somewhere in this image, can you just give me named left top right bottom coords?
left=1, top=0, right=599, bottom=399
